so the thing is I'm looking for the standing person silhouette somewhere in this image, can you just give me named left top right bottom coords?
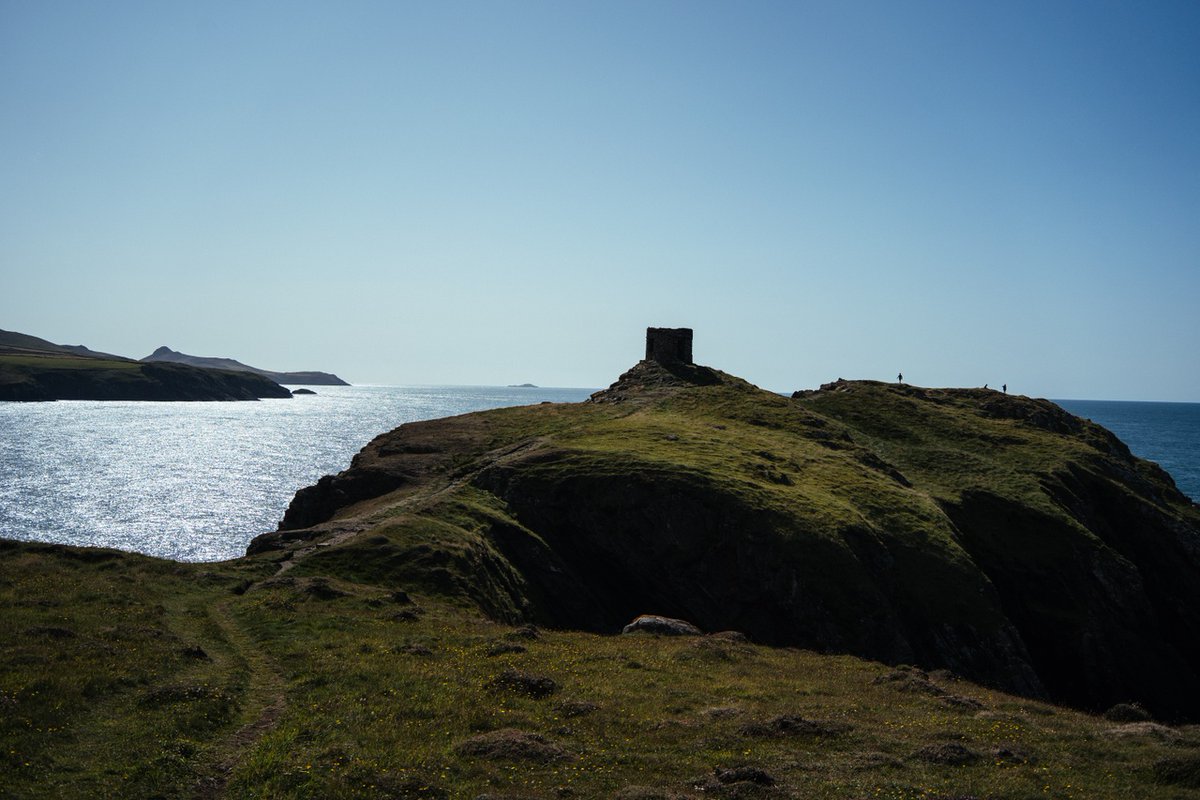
left=897, top=372, right=904, bottom=385
left=1003, top=383, right=1007, bottom=394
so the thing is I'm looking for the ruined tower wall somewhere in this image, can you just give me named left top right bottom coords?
left=645, top=327, right=693, bottom=365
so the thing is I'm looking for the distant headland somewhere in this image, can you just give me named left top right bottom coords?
left=142, top=346, right=348, bottom=386
left=0, top=329, right=344, bottom=401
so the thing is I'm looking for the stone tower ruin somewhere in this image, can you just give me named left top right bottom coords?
left=645, top=327, right=693, bottom=365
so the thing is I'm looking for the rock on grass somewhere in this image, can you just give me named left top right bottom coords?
left=739, top=714, right=851, bottom=738
left=692, top=765, right=784, bottom=798
left=715, top=766, right=776, bottom=786
left=622, top=615, right=703, bottom=636
left=1103, top=722, right=1181, bottom=742
left=294, top=577, right=350, bottom=600
left=912, top=742, right=982, bottom=765
left=1103, top=702, right=1152, bottom=722
left=487, top=668, right=558, bottom=699
left=504, top=624, right=540, bottom=640
left=453, top=729, right=571, bottom=763
left=557, top=700, right=600, bottom=717
left=485, top=642, right=527, bottom=657
left=872, top=666, right=946, bottom=696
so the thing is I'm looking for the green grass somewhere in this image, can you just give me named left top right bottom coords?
left=0, top=354, right=142, bottom=370
left=3, top=538, right=1198, bottom=799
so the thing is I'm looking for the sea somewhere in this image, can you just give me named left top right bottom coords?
left=1056, top=399, right=1200, bottom=503
left=0, top=386, right=594, bottom=562
left=1, top=388, right=1196, bottom=563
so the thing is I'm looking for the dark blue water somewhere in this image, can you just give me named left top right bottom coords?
left=1056, top=399, right=1200, bottom=503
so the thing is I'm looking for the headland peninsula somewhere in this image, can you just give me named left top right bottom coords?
left=3, top=328, right=1199, bottom=798
left=0, top=329, right=344, bottom=401
left=142, top=345, right=349, bottom=386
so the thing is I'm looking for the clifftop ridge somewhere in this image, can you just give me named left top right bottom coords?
left=255, top=356, right=1200, bottom=720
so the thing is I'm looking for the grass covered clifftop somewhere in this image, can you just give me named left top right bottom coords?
left=259, top=361, right=1200, bottom=720
left=5, top=359, right=1200, bottom=799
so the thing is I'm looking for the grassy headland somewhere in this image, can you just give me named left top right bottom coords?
left=0, top=329, right=298, bottom=400
left=4, top=360, right=1200, bottom=798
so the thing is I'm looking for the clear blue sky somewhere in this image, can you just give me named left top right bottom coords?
left=2, top=1, right=1197, bottom=400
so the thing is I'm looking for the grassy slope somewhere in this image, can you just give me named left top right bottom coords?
left=3, top=539, right=1199, bottom=799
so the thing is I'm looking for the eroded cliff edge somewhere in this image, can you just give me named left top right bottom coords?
left=251, top=361, right=1200, bottom=720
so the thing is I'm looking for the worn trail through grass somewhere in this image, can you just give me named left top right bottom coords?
left=188, top=599, right=286, bottom=800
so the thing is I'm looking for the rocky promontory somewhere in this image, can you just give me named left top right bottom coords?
left=257, top=359, right=1200, bottom=721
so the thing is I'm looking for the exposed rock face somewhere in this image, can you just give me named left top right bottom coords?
left=259, top=367, right=1200, bottom=721
left=588, top=359, right=726, bottom=403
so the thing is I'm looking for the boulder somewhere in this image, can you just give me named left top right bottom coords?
left=621, top=615, right=703, bottom=636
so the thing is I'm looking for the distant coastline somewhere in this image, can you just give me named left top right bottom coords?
left=0, top=329, right=342, bottom=401
left=142, top=345, right=348, bottom=386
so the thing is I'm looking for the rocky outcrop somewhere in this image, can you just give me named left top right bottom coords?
left=261, top=367, right=1200, bottom=720
left=621, top=615, right=704, bottom=636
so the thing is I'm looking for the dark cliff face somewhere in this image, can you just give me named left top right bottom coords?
left=469, top=455, right=1046, bottom=699
left=261, top=363, right=1200, bottom=720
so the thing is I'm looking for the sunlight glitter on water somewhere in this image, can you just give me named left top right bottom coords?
left=0, top=386, right=593, bottom=562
